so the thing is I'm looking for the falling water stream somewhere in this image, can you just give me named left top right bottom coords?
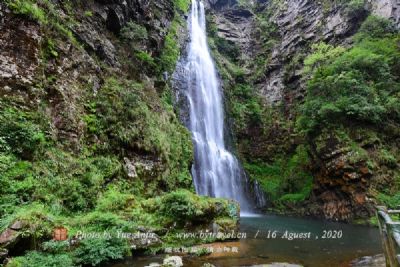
left=183, top=0, right=255, bottom=212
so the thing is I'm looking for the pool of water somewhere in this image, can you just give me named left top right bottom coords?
left=111, top=214, right=382, bottom=267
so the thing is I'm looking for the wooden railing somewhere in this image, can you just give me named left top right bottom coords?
left=376, top=206, right=400, bottom=267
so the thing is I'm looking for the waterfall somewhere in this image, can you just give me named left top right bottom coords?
left=181, top=0, right=257, bottom=212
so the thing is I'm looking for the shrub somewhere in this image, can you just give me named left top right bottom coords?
left=30, top=150, right=110, bottom=212
left=303, top=43, right=345, bottom=75
left=96, top=187, right=134, bottom=212
left=378, top=193, right=400, bottom=209
left=134, top=51, right=157, bottom=70
left=0, top=107, right=45, bottom=159
left=160, top=190, right=204, bottom=221
left=345, top=0, right=365, bottom=16
left=298, top=35, right=400, bottom=134
left=173, top=0, right=190, bottom=13
left=0, top=203, right=55, bottom=240
left=73, top=211, right=126, bottom=231
left=73, top=238, right=128, bottom=266
left=215, top=38, right=241, bottom=62
left=355, top=15, right=397, bottom=41
left=6, top=251, right=74, bottom=267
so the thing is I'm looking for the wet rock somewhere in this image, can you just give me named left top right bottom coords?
left=124, top=157, right=138, bottom=178
left=9, top=220, right=26, bottom=231
left=307, top=129, right=375, bottom=221
left=74, top=20, right=120, bottom=67
left=0, top=229, right=20, bottom=249
left=350, top=254, right=385, bottom=267
left=163, top=256, right=183, bottom=267
left=0, top=4, right=41, bottom=90
left=129, top=232, right=162, bottom=250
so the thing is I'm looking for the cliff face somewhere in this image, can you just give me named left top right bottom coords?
left=0, top=0, right=241, bottom=264
left=207, top=0, right=400, bottom=221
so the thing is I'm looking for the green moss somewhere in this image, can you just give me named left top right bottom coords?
left=149, top=189, right=239, bottom=225
left=7, top=0, right=47, bottom=24
left=173, top=0, right=190, bottom=13
left=84, top=10, right=93, bottom=17
left=244, top=145, right=313, bottom=204
left=7, top=0, right=78, bottom=44
left=87, top=78, right=193, bottom=191
left=377, top=193, right=400, bottom=209
left=95, top=187, right=135, bottom=213
left=158, top=20, right=182, bottom=74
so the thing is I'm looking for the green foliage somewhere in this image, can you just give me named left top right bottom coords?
left=7, top=0, right=47, bottom=24
left=378, top=149, right=397, bottom=168
left=0, top=107, right=45, bottom=159
left=158, top=21, right=181, bottom=73
left=32, top=151, right=121, bottom=212
left=120, top=21, right=148, bottom=45
left=377, top=193, right=400, bottom=209
left=298, top=23, right=400, bottom=134
left=134, top=50, right=157, bottom=70
left=214, top=38, right=241, bottom=63
left=96, top=187, right=134, bottom=212
left=42, top=240, right=70, bottom=254
left=0, top=146, right=122, bottom=215
left=73, top=238, right=128, bottom=266
left=73, top=211, right=127, bottom=232
left=355, top=15, right=397, bottom=41
left=7, top=0, right=77, bottom=44
left=6, top=251, right=74, bottom=267
left=173, top=0, right=190, bottom=13
left=0, top=203, right=55, bottom=240
left=227, top=83, right=262, bottom=132
left=244, top=145, right=313, bottom=204
left=250, top=4, right=280, bottom=80
left=84, top=10, right=93, bottom=17
left=303, top=43, right=346, bottom=76
left=160, top=190, right=204, bottom=221
left=143, top=190, right=239, bottom=225
left=89, top=78, right=193, bottom=190
left=345, top=0, right=365, bottom=16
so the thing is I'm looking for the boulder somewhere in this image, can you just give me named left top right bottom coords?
left=129, top=232, right=162, bottom=250
left=0, top=229, right=20, bottom=249
left=163, top=256, right=183, bottom=267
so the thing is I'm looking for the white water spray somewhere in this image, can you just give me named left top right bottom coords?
left=183, top=0, right=254, bottom=212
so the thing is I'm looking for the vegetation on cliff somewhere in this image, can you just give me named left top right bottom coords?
left=207, top=0, right=399, bottom=220
left=0, top=0, right=240, bottom=266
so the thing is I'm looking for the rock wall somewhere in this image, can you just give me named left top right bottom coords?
left=207, top=0, right=400, bottom=221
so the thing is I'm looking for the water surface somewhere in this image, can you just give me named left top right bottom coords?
left=111, top=214, right=382, bottom=267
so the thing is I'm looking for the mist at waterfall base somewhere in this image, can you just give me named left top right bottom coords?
left=180, top=0, right=265, bottom=214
